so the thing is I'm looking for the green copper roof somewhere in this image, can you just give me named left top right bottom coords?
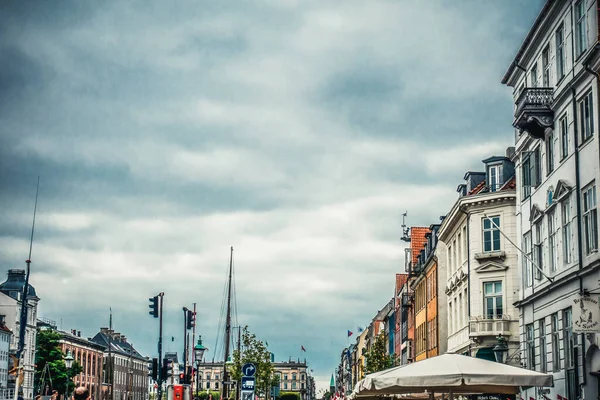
left=330, top=374, right=335, bottom=387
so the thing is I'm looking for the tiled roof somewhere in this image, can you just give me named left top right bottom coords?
left=501, top=175, right=516, bottom=190
left=0, top=323, right=11, bottom=334
left=468, top=180, right=487, bottom=195
left=410, top=227, right=430, bottom=265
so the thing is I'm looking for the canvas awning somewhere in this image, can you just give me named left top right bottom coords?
left=356, top=354, right=553, bottom=396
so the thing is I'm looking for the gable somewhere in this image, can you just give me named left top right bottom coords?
left=474, top=261, right=509, bottom=273
left=554, top=179, right=573, bottom=202
left=529, top=204, right=544, bottom=223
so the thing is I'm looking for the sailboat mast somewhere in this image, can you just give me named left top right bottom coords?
left=222, top=246, right=234, bottom=400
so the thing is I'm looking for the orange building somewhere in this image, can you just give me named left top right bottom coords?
left=410, top=224, right=447, bottom=362
left=59, top=330, right=105, bottom=400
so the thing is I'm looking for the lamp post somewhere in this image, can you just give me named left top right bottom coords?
left=64, top=350, right=74, bottom=400
left=493, top=335, right=508, bottom=364
left=194, top=337, right=207, bottom=400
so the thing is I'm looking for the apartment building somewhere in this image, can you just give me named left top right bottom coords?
left=409, top=224, right=447, bottom=362
left=438, top=153, right=520, bottom=363
left=502, top=1, right=600, bottom=399
left=0, top=270, right=39, bottom=400
left=90, top=329, right=149, bottom=400
left=58, top=329, right=106, bottom=400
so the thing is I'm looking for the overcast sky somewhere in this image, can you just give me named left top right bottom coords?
left=0, top=0, right=543, bottom=391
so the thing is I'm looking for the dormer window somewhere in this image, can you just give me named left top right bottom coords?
left=488, top=164, right=503, bottom=192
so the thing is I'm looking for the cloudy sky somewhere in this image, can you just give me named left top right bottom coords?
left=1, top=0, right=543, bottom=391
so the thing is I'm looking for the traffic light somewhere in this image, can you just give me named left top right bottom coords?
left=148, top=358, right=158, bottom=381
left=179, top=372, right=185, bottom=383
left=149, top=296, right=159, bottom=318
left=186, top=310, right=195, bottom=330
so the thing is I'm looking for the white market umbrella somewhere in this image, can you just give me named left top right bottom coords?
left=357, top=354, right=553, bottom=396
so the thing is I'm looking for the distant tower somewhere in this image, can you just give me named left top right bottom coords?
left=329, top=374, right=335, bottom=394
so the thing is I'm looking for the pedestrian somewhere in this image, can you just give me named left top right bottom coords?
left=51, top=390, right=59, bottom=400
left=72, top=386, right=90, bottom=400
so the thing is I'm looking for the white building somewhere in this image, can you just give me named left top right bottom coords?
left=502, top=1, right=600, bottom=399
left=0, top=270, right=40, bottom=400
left=0, top=321, right=13, bottom=400
left=439, top=152, right=521, bottom=364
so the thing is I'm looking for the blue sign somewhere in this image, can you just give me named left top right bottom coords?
left=242, top=363, right=256, bottom=377
left=241, top=377, right=256, bottom=391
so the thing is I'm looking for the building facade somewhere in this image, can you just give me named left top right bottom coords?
left=0, top=269, right=39, bottom=400
left=409, top=224, right=447, bottom=362
left=502, top=1, right=600, bottom=399
left=90, top=329, right=149, bottom=400
left=195, top=359, right=315, bottom=400
left=58, top=329, right=106, bottom=400
left=438, top=153, right=520, bottom=363
left=0, top=320, right=12, bottom=400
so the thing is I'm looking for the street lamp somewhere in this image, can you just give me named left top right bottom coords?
left=194, top=337, right=208, bottom=400
left=64, top=349, right=74, bottom=400
left=493, top=335, right=508, bottom=364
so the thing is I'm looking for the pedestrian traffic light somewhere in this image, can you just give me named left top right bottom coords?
left=179, top=372, right=185, bottom=383
left=161, top=358, right=168, bottom=381
left=148, top=358, right=158, bottom=381
left=149, top=295, right=159, bottom=318
left=186, top=310, right=195, bottom=330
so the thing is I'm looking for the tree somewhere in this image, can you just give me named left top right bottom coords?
left=279, top=393, right=300, bottom=400
left=35, top=329, right=83, bottom=396
left=229, top=326, right=277, bottom=399
left=364, top=333, right=393, bottom=374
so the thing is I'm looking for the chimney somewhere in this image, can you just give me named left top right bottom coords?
left=100, top=327, right=108, bottom=334
left=113, top=332, right=121, bottom=341
left=506, top=146, right=516, bottom=159
left=121, top=336, right=127, bottom=343
left=77, top=331, right=81, bottom=338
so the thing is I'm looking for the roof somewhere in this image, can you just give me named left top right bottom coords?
left=501, top=175, right=517, bottom=190
left=59, top=330, right=106, bottom=351
left=90, top=330, right=145, bottom=360
left=0, top=323, right=12, bottom=335
left=501, top=0, right=554, bottom=84
left=0, top=269, right=37, bottom=299
left=468, top=180, right=486, bottom=196
left=409, top=227, right=430, bottom=265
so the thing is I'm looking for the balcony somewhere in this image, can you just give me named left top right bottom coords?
left=401, top=293, right=413, bottom=308
left=513, top=87, right=554, bottom=140
left=469, top=315, right=513, bottom=338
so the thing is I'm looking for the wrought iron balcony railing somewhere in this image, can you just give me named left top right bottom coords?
left=513, top=87, right=554, bottom=140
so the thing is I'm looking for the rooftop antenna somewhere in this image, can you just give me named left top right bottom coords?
left=400, top=211, right=411, bottom=242
left=14, top=176, right=40, bottom=400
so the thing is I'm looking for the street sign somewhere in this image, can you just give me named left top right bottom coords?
left=241, top=391, right=254, bottom=400
left=242, top=363, right=256, bottom=377
left=241, top=377, right=255, bottom=391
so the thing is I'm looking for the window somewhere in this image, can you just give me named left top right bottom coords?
left=292, top=373, right=296, bottom=381
left=539, top=319, right=547, bottom=373
left=284, top=374, right=288, bottom=381
left=556, top=24, right=565, bottom=80
left=483, top=281, right=503, bottom=318
left=482, top=216, right=500, bottom=252
left=580, top=91, right=594, bottom=141
left=284, top=382, right=288, bottom=390
left=542, top=46, right=550, bottom=87
left=548, top=212, right=557, bottom=273
left=206, top=374, right=210, bottom=380
left=523, top=232, right=532, bottom=287
left=576, top=0, right=587, bottom=56
left=551, top=314, right=560, bottom=372
left=546, top=128, right=554, bottom=174
left=522, top=149, right=540, bottom=199
left=560, top=115, right=569, bottom=160
left=562, top=197, right=572, bottom=263
left=458, top=292, right=463, bottom=329
left=206, top=382, right=210, bottom=389
left=583, top=184, right=598, bottom=254
left=488, top=164, right=502, bottom=192
left=449, top=302, right=453, bottom=334
left=564, top=308, right=577, bottom=400
left=530, top=63, right=538, bottom=87
left=534, top=222, right=543, bottom=280
left=526, top=324, right=535, bottom=370
left=301, top=374, right=305, bottom=381
left=292, top=382, right=296, bottom=390
left=215, top=382, right=219, bottom=390
left=215, top=374, right=219, bottom=380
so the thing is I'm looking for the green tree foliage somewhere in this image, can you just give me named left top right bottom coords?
left=364, top=333, right=393, bottom=374
left=196, top=391, right=221, bottom=400
left=35, top=329, right=83, bottom=395
left=279, top=392, right=301, bottom=400
left=229, top=326, right=276, bottom=399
